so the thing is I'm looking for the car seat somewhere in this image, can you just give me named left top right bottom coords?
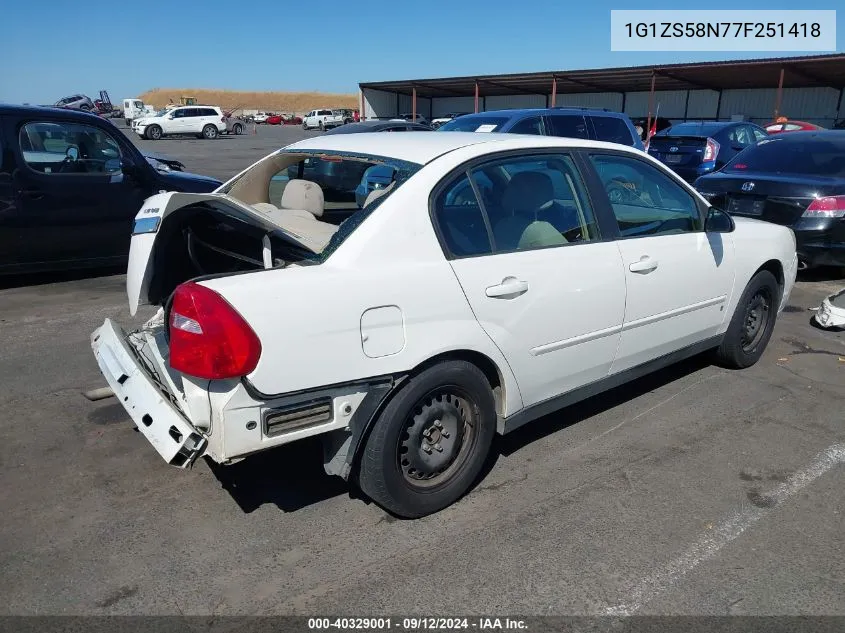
left=494, top=171, right=567, bottom=251
left=251, top=179, right=338, bottom=251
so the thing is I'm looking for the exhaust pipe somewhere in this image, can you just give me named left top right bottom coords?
left=83, top=387, right=115, bottom=401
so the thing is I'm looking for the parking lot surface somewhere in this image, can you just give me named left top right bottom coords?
left=1, top=127, right=844, bottom=616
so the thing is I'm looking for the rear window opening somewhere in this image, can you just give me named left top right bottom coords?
left=723, top=137, right=845, bottom=177
left=143, top=150, right=421, bottom=307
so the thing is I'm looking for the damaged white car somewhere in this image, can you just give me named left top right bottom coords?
left=91, top=132, right=798, bottom=518
left=814, top=288, right=845, bottom=329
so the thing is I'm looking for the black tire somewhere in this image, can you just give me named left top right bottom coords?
left=715, top=270, right=780, bottom=369
left=202, top=124, right=218, bottom=139
left=233, top=123, right=243, bottom=135
left=318, top=120, right=324, bottom=131
left=302, top=122, right=308, bottom=130
left=357, top=360, right=496, bottom=518
left=146, top=125, right=162, bottom=140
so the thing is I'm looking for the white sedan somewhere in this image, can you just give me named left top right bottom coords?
left=90, top=132, right=797, bottom=518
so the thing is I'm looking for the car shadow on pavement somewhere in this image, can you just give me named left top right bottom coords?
left=492, top=353, right=714, bottom=461
left=204, top=437, right=350, bottom=514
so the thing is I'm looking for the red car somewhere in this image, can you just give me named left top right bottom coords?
left=764, top=119, right=824, bottom=134
left=266, top=114, right=303, bottom=125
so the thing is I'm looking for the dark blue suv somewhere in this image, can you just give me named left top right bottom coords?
left=437, top=107, right=644, bottom=151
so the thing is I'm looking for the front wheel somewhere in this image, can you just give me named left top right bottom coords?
left=145, top=125, right=162, bottom=140
left=715, top=269, right=780, bottom=369
left=302, top=122, right=308, bottom=130
left=202, top=124, right=218, bottom=139
left=357, top=360, right=496, bottom=518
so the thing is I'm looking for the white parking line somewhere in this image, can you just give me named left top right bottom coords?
left=602, top=443, right=845, bottom=616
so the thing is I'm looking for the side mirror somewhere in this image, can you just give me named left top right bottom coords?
left=705, top=207, right=735, bottom=233
left=104, top=158, right=123, bottom=173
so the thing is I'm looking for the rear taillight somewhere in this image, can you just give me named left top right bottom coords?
left=169, top=282, right=261, bottom=380
left=802, top=195, right=845, bottom=219
left=703, top=137, right=720, bottom=162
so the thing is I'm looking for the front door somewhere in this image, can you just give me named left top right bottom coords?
left=7, top=118, right=148, bottom=269
left=433, top=152, right=627, bottom=408
left=584, top=152, right=735, bottom=373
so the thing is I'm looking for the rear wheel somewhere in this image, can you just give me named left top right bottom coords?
left=357, top=360, right=496, bottom=518
left=202, top=124, right=218, bottom=139
left=715, top=270, right=780, bottom=369
left=233, top=123, right=243, bottom=135
left=146, top=125, right=162, bottom=140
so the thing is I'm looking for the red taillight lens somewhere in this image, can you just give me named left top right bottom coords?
left=802, top=195, right=845, bottom=219
left=703, top=137, right=720, bottom=162
left=169, top=282, right=261, bottom=380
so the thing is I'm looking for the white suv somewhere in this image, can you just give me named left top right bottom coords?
left=134, top=106, right=227, bottom=140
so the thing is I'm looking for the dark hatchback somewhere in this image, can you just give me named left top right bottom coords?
left=648, top=121, right=769, bottom=183
left=695, top=130, right=845, bottom=269
left=0, top=104, right=221, bottom=275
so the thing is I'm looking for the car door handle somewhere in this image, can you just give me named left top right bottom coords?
left=629, top=256, right=658, bottom=274
left=485, top=277, right=529, bottom=298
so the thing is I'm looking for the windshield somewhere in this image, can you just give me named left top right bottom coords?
left=152, top=108, right=170, bottom=117
left=723, top=137, right=845, bottom=177
left=438, top=116, right=509, bottom=132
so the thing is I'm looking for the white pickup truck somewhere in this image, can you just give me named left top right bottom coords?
left=302, top=109, right=345, bottom=131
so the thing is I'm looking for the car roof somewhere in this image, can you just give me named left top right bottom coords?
left=324, top=121, right=429, bottom=134
left=758, top=129, right=845, bottom=142
left=455, top=107, right=628, bottom=119
left=283, top=131, right=643, bottom=165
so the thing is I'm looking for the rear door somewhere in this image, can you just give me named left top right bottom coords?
left=584, top=151, right=735, bottom=373
left=433, top=151, right=626, bottom=407
left=544, top=114, right=590, bottom=140
left=5, top=117, right=150, bottom=269
left=588, top=115, right=638, bottom=148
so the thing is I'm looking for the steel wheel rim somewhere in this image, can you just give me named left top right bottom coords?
left=397, top=386, right=478, bottom=489
left=741, top=287, right=772, bottom=352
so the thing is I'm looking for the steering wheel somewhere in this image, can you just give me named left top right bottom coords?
left=57, top=145, right=80, bottom=173
left=605, top=180, right=636, bottom=204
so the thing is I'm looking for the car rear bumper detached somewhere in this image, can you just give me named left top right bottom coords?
left=814, top=288, right=845, bottom=329
left=91, top=319, right=206, bottom=468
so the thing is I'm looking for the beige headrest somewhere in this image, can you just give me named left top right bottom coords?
left=281, top=179, right=324, bottom=217
left=363, top=181, right=396, bottom=208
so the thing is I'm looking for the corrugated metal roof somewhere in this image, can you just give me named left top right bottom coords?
left=359, top=54, right=845, bottom=98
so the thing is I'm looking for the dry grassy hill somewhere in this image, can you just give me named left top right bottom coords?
left=138, top=89, right=359, bottom=113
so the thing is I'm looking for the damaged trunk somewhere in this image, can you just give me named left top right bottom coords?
left=128, top=192, right=323, bottom=314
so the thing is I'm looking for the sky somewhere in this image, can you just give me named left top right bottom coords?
left=0, top=0, right=842, bottom=104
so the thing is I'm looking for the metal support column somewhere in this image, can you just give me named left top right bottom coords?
left=474, top=81, right=479, bottom=113
left=773, top=67, right=785, bottom=120
left=715, top=90, right=723, bottom=120
left=646, top=72, right=656, bottom=141
left=683, top=89, right=690, bottom=121
left=412, top=86, right=417, bottom=122
left=551, top=76, right=557, bottom=108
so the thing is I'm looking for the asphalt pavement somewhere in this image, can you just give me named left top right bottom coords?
left=1, top=126, right=844, bottom=617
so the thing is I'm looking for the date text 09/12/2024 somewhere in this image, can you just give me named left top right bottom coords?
left=307, top=617, right=528, bottom=630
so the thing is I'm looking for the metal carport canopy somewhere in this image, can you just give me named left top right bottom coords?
left=359, top=53, right=845, bottom=97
